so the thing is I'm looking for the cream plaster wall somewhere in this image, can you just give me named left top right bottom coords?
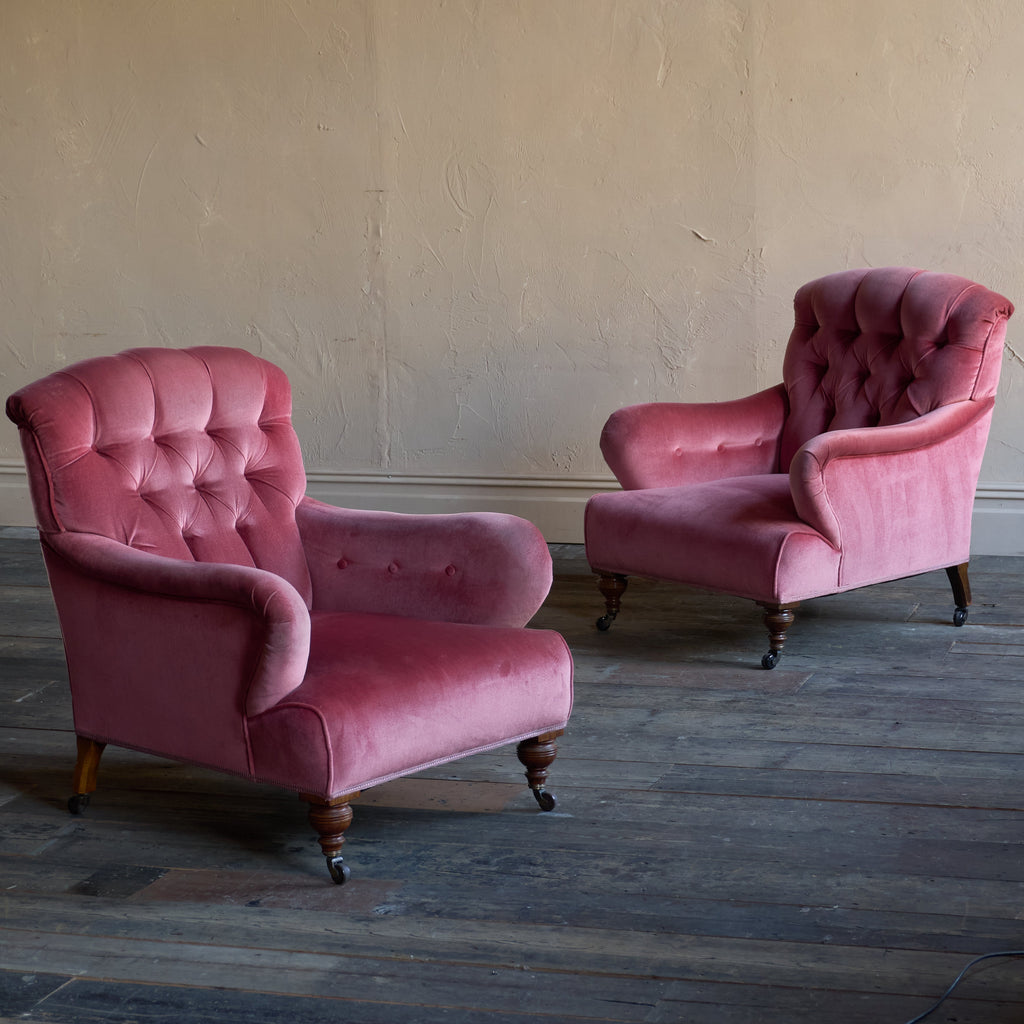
left=1, top=0, right=1022, bottom=548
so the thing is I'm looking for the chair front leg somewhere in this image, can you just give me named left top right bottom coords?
left=595, top=573, right=628, bottom=631
left=303, top=792, right=360, bottom=884
left=69, top=736, right=106, bottom=814
left=517, top=731, right=563, bottom=811
left=758, top=603, right=799, bottom=669
left=946, top=562, right=971, bottom=626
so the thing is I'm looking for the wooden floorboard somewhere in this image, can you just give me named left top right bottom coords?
left=2, top=538, right=1024, bottom=1022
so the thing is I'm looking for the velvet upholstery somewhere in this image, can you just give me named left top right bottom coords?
left=7, top=346, right=573, bottom=879
left=585, top=267, right=1012, bottom=661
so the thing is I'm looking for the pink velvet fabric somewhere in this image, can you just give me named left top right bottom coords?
left=599, top=386, right=787, bottom=491
left=788, top=399, right=994, bottom=590
left=7, top=346, right=573, bottom=802
left=249, top=612, right=572, bottom=797
left=297, top=499, right=555, bottom=627
left=587, top=267, right=1013, bottom=605
left=7, top=346, right=313, bottom=604
left=586, top=475, right=841, bottom=604
left=39, top=531, right=311, bottom=774
left=781, top=267, right=1010, bottom=469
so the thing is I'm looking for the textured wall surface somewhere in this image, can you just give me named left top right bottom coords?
left=2, top=1, right=1021, bottom=539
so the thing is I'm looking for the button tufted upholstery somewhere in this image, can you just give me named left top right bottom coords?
left=780, top=268, right=1006, bottom=469
left=7, top=346, right=573, bottom=882
left=585, top=267, right=1013, bottom=667
left=10, top=346, right=313, bottom=602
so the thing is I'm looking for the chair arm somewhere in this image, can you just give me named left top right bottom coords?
left=789, top=399, right=995, bottom=562
left=41, top=532, right=311, bottom=720
left=600, top=385, right=788, bottom=489
left=296, top=498, right=553, bottom=627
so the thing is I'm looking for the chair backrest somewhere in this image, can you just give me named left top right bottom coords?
left=6, top=346, right=313, bottom=605
left=779, top=267, right=1014, bottom=471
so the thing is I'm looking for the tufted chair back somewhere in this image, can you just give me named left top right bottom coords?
left=779, top=267, right=1013, bottom=471
left=7, top=346, right=313, bottom=606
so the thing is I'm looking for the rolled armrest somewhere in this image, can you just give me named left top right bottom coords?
left=296, top=498, right=553, bottom=627
left=600, top=385, right=788, bottom=489
left=789, top=399, right=994, bottom=560
left=42, top=532, right=310, bottom=719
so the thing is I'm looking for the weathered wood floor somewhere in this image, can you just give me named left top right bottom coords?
left=2, top=530, right=1023, bottom=1023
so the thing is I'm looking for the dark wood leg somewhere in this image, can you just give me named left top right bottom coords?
left=68, top=736, right=106, bottom=814
left=946, top=562, right=971, bottom=626
left=303, top=792, right=360, bottom=884
left=596, top=573, right=628, bottom=631
left=517, top=731, right=563, bottom=811
left=758, top=603, right=799, bottom=669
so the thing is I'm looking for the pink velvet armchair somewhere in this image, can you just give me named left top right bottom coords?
left=585, top=267, right=1013, bottom=668
left=6, top=346, right=573, bottom=883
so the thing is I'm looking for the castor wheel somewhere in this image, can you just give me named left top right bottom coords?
left=761, top=650, right=780, bottom=670
left=953, top=606, right=968, bottom=627
left=326, top=856, right=350, bottom=885
left=67, top=793, right=90, bottom=815
left=596, top=614, right=614, bottom=632
left=532, top=788, right=557, bottom=812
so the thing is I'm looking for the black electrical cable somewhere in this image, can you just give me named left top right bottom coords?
left=901, top=950, right=1024, bottom=1024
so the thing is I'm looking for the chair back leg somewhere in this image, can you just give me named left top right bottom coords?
left=69, top=736, right=106, bottom=814
left=946, top=563, right=972, bottom=626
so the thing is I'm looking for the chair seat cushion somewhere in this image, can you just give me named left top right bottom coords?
left=247, top=611, right=573, bottom=798
left=585, top=474, right=841, bottom=605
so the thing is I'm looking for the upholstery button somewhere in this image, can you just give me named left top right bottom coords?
left=337, top=558, right=348, bottom=569
left=388, top=562, right=399, bottom=574
left=445, top=564, right=457, bottom=576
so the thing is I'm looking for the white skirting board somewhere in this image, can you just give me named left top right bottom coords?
left=972, top=484, right=1024, bottom=556
left=1, top=460, right=1022, bottom=554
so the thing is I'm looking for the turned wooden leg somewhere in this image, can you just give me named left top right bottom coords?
left=946, top=562, right=971, bottom=626
left=303, top=792, right=360, bottom=884
left=517, top=731, right=563, bottom=811
left=596, top=573, right=628, bottom=631
left=758, top=603, right=799, bottom=670
left=68, top=736, right=106, bottom=814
